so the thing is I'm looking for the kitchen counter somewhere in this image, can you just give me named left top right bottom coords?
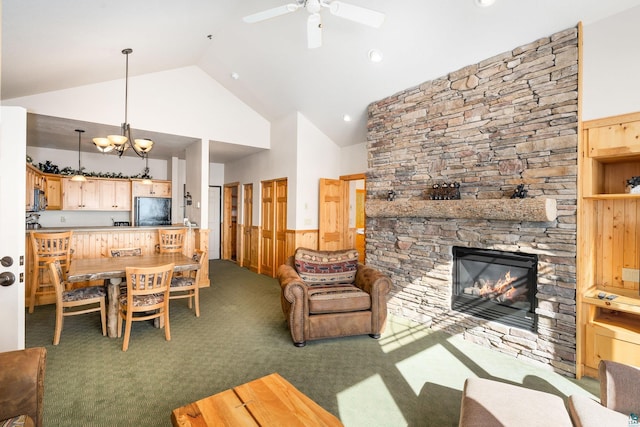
left=25, top=224, right=199, bottom=233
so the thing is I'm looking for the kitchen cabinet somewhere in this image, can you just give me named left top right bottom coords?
left=26, top=164, right=45, bottom=211
left=45, top=175, right=62, bottom=210
left=577, top=111, right=640, bottom=379
left=62, top=178, right=100, bottom=210
left=132, top=180, right=171, bottom=198
left=99, top=180, right=131, bottom=210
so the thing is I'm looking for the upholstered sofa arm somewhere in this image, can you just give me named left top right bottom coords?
left=354, top=264, right=392, bottom=296
left=599, top=359, right=640, bottom=415
left=0, top=347, right=47, bottom=427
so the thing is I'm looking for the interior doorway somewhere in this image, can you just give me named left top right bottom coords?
left=222, top=183, right=239, bottom=262
left=208, top=186, right=221, bottom=259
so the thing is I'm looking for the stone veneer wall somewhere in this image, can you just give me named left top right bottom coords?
left=366, top=27, right=579, bottom=376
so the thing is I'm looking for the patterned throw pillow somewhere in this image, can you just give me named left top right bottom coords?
left=294, top=248, right=359, bottom=285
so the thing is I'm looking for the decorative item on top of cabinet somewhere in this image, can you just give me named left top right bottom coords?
left=131, top=179, right=171, bottom=198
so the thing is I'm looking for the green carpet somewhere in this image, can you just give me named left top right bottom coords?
left=25, top=260, right=599, bottom=426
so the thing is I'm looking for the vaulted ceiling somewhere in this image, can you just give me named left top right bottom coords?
left=3, top=0, right=640, bottom=162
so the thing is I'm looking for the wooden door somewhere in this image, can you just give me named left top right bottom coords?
left=242, top=183, right=253, bottom=268
left=260, top=181, right=275, bottom=276
left=318, top=178, right=347, bottom=250
left=355, top=188, right=366, bottom=263
left=223, top=183, right=239, bottom=261
left=275, top=179, right=287, bottom=269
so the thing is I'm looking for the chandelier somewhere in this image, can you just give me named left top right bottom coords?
left=92, top=48, right=153, bottom=158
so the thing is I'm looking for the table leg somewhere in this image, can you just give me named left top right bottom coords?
left=107, top=278, right=122, bottom=338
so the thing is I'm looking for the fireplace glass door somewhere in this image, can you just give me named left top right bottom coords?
left=452, top=246, right=537, bottom=331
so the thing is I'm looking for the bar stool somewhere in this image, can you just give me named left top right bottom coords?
left=157, top=229, right=186, bottom=254
left=29, top=231, right=73, bottom=313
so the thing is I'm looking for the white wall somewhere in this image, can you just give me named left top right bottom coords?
left=225, top=112, right=298, bottom=228
left=5, top=66, right=271, bottom=149
left=583, top=6, right=640, bottom=120
left=295, top=113, right=342, bottom=230
left=184, top=140, right=207, bottom=228
left=224, top=112, right=367, bottom=231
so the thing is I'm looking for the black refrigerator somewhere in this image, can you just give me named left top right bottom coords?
left=134, top=197, right=172, bottom=226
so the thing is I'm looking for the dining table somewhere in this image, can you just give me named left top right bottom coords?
left=66, top=253, right=201, bottom=338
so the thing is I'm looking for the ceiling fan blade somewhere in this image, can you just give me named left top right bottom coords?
left=327, top=1, right=385, bottom=28
left=242, top=3, right=300, bottom=24
left=307, top=13, right=322, bottom=49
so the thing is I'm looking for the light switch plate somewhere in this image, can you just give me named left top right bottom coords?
left=622, top=268, right=640, bottom=282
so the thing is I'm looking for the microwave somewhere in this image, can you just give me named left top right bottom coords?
left=31, top=189, right=47, bottom=212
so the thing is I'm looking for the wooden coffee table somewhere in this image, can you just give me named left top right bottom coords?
left=171, top=373, right=343, bottom=426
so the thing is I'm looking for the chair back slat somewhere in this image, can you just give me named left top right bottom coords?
left=158, top=229, right=186, bottom=254
left=125, top=263, right=174, bottom=297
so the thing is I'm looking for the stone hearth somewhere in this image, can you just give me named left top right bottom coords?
left=365, top=27, right=579, bottom=376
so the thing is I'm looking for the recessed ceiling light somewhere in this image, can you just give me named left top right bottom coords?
left=231, top=72, right=240, bottom=80
left=343, top=114, right=352, bottom=122
left=368, top=49, right=383, bottom=63
left=474, top=0, right=496, bottom=7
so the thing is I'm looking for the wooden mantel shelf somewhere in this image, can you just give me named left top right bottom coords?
left=365, top=198, right=557, bottom=222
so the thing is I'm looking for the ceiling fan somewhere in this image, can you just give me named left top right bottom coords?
left=242, top=0, right=385, bottom=49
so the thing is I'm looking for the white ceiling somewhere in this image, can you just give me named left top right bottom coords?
left=4, top=0, right=640, bottom=163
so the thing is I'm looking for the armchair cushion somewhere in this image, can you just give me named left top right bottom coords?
left=294, top=248, right=359, bottom=285
left=308, top=283, right=371, bottom=314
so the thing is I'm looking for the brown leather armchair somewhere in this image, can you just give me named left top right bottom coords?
left=278, top=248, right=392, bottom=347
left=0, top=347, right=47, bottom=427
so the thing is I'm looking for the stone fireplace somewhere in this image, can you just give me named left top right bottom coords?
left=452, top=246, right=537, bottom=332
left=365, top=26, right=579, bottom=376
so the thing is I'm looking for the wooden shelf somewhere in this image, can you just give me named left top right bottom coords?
left=365, top=198, right=557, bottom=222
left=584, top=289, right=640, bottom=316
left=584, top=193, right=640, bottom=200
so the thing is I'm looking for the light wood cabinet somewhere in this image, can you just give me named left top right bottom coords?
left=25, top=164, right=45, bottom=211
left=578, top=111, right=640, bottom=378
left=132, top=180, right=171, bottom=198
left=99, top=180, right=131, bottom=210
left=45, top=175, right=62, bottom=210
left=62, top=178, right=100, bottom=210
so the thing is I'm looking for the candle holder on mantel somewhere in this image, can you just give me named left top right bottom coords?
left=428, top=182, right=460, bottom=200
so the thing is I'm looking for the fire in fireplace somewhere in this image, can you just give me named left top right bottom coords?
left=452, top=246, right=537, bottom=331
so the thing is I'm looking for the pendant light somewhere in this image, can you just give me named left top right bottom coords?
left=141, top=155, right=153, bottom=185
left=92, top=48, right=154, bottom=157
left=71, top=129, right=87, bottom=182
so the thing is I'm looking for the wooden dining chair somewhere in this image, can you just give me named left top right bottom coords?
left=117, top=263, right=174, bottom=351
left=29, top=231, right=73, bottom=313
left=48, top=260, right=106, bottom=345
left=170, top=250, right=206, bottom=317
left=157, top=229, right=186, bottom=254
